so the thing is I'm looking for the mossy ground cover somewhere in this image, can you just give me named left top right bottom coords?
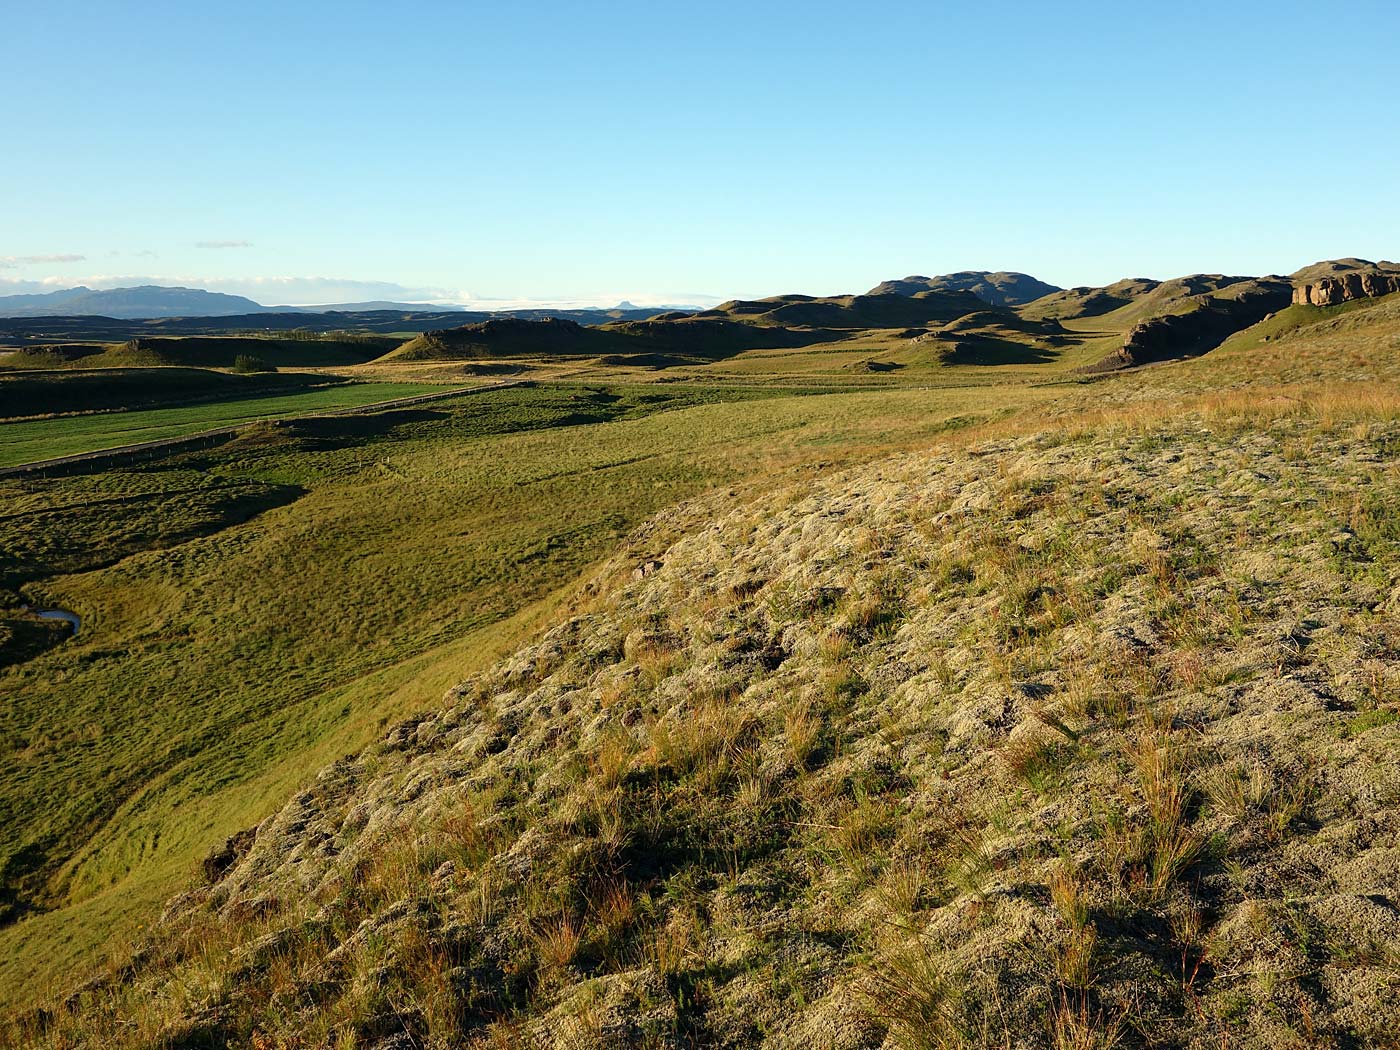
left=0, top=379, right=1040, bottom=1009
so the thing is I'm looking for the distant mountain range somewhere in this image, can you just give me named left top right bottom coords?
left=0, top=285, right=277, bottom=319
left=0, top=285, right=718, bottom=320
left=9, top=265, right=1379, bottom=326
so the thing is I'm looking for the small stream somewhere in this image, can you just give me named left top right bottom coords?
left=26, top=606, right=81, bottom=636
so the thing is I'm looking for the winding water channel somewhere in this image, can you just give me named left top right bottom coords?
left=27, top=607, right=81, bottom=635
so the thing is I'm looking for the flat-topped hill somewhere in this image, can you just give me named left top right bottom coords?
left=0, top=334, right=394, bottom=371
left=869, top=270, right=1062, bottom=307
left=382, top=315, right=826, bottom=364
left=385, top=317, right=602, bottom=361
left=697, top=290, right=991, bottom=328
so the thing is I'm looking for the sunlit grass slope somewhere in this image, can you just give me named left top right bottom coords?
left=0, top=380, right=1045, bottom=1008
left=13, top=298, right=1400, bottom=1048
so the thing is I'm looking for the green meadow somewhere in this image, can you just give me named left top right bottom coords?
left=0, top=377, right=1050, bottom=1004
left=0, top=380, right=448, bottom=468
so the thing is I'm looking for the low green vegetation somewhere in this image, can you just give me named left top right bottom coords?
left=15, top=371, right=1400, bottom=1047
left=0, top=379, right=1039, bottom=1007
left=229, top=353, right=273, bottom=373
left=0, top=379, right=448, bottom=467
left=5, top=280, right=1400, bottom=1045
left=0, top=367, right=342, bottom=420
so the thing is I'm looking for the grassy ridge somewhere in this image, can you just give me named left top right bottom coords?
left=0, top=380, right=447, bottom=467
left=0, top=334, right=397, bottom=370
left=8, top=293, right=1400, bottom=1021
left=0, top=367, right=347, bottom=421
left=0, top=380, right=1043, bottom=1007
left=14, top=338, right=1400, bottom=1046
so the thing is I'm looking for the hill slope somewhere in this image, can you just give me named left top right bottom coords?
left=1, top=335, right=394, bottom=370
left=23, top=356, right=1400, bottom=1047
left=381, top=316, right=832, bottom=364
left=697, top=291, right=990, bottom=329
left=869, top=270, right=1061, bottom=307
left=1082, top=277, right=1293, bottom=371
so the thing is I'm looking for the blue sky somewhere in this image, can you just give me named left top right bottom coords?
left=5, top=1, right=1398, bottom=306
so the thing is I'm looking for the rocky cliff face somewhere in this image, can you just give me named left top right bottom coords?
left=1293, top=266, right=1400, bottom=306
left=1084, top=278, right=1292, bottom=372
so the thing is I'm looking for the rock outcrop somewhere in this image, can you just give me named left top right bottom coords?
left=1292, top=263, right=1400, bottom=306
left=1083, top=278, right=1292, bottom=372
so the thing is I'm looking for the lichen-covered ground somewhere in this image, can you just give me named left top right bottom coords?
left=20, top=385, right=1400, bottom=1049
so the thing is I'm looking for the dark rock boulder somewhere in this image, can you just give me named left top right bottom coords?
left=202, top=827, right=257, bottom=884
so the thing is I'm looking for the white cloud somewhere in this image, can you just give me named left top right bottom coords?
left=0, top=277, right=64, bottom=293
left=195, top=240, right=254, bottom=249
left=457, top=292, right=726, bottom=311
left=0, top=253, right=86, bottom=266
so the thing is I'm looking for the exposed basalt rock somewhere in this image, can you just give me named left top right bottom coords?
left=1083, top=278, right=1292, bottom=372
left=1293, top=265, right=1400, bottom=306
left=201, top=827, right=258, bottom=884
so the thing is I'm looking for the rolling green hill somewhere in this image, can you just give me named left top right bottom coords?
left=697, top=290, right=989, bottom=328
left=0, top=368, right=342, bottom=420
left=0, top=376, right=447, bottom=467
left=0, top=376, right=1054, bottom=1015
left=8, top=288, right=1400, bottom=1048
left=7, top=259, right=1400, bottom=1048
left=0, top=334, right=395, bottom=371
left=381, top=316, right=826, bottom=364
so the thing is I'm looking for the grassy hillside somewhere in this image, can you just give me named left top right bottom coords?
left=0, top=367, right=345, bottom=420
left=0, top=378, right=448, bottom=467
left=698, top=291, right=989, bottom=329
left=1215, top=292, right=1400, bottom=355
left=372, top=273, right=1301, bottom=385
left=382, top=316, right=824, bottom=365
left=0, top=380, right=1049, bottom=1012
left=11, top=300, right=1400, bottom=1046
left=0, top=334, right=396, bottom=370
left=869, top=271, right=1062, bottom=307
left=7, top=272, right=1400, bottom=1045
